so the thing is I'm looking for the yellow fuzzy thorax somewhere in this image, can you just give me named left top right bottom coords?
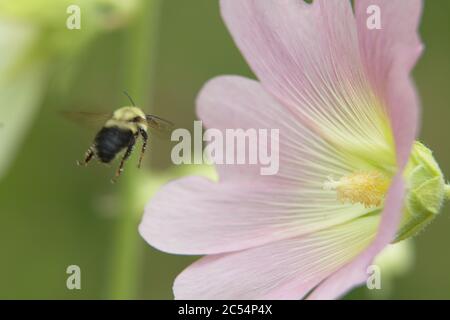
left=324, top=171, right=390, bottom=208
left=113, top=106, right=146, bottom=121
left=105, top=106, right=148, bottom=133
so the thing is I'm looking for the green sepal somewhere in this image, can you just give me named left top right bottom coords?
left=394, top=142, right=446, bottom=242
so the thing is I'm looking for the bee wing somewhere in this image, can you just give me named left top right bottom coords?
left=145, top=114, right=174, bottom=139
left=62, top=111, right=112, bottom=129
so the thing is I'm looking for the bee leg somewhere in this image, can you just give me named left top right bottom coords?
left=137, top=129, right=148, bottom=169
left=111, top=138, right=136, bottom=183
left=77, top=147, right=95, bottom=166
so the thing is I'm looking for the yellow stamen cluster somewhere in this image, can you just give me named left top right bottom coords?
left=324, top=171, right=390, bottom=208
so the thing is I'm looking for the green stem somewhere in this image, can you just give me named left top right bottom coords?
left=108, top=0, right=162, bottom=299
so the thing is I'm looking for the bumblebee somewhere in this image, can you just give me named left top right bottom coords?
left=65, top=93, right=173, bottom=182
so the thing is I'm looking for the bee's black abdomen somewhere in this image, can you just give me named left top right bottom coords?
left=94, top=126, right=134, bottom=163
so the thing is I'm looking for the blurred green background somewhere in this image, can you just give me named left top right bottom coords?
left=0, top=0, right=449, bottom=299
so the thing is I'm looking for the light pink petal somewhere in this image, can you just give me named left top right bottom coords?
left=140, top=77, right=380, bottom=255
left=308, top=175, right=405, bottom=299
left=197, top=76, right=359, bottom=183
left=309, top=1, right=424, bottom=298
left=356, top=0, right=423, bottom=164
left=220, top=0, right=395, bottom=168
left=174, top=215, right=379, bottom=300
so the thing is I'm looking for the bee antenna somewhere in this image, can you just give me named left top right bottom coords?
left=123, top=91, right=136, bottom=106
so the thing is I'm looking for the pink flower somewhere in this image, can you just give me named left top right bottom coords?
left=139, top=0, right=429, bottom=299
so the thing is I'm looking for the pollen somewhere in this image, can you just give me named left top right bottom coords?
left=324, top=171, right=390, bottom=208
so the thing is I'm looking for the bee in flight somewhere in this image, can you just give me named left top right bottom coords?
left=65, top=92, right=173, bottom=183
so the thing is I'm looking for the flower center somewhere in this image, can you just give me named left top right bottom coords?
left=324, top=171, right=390, bottom=208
